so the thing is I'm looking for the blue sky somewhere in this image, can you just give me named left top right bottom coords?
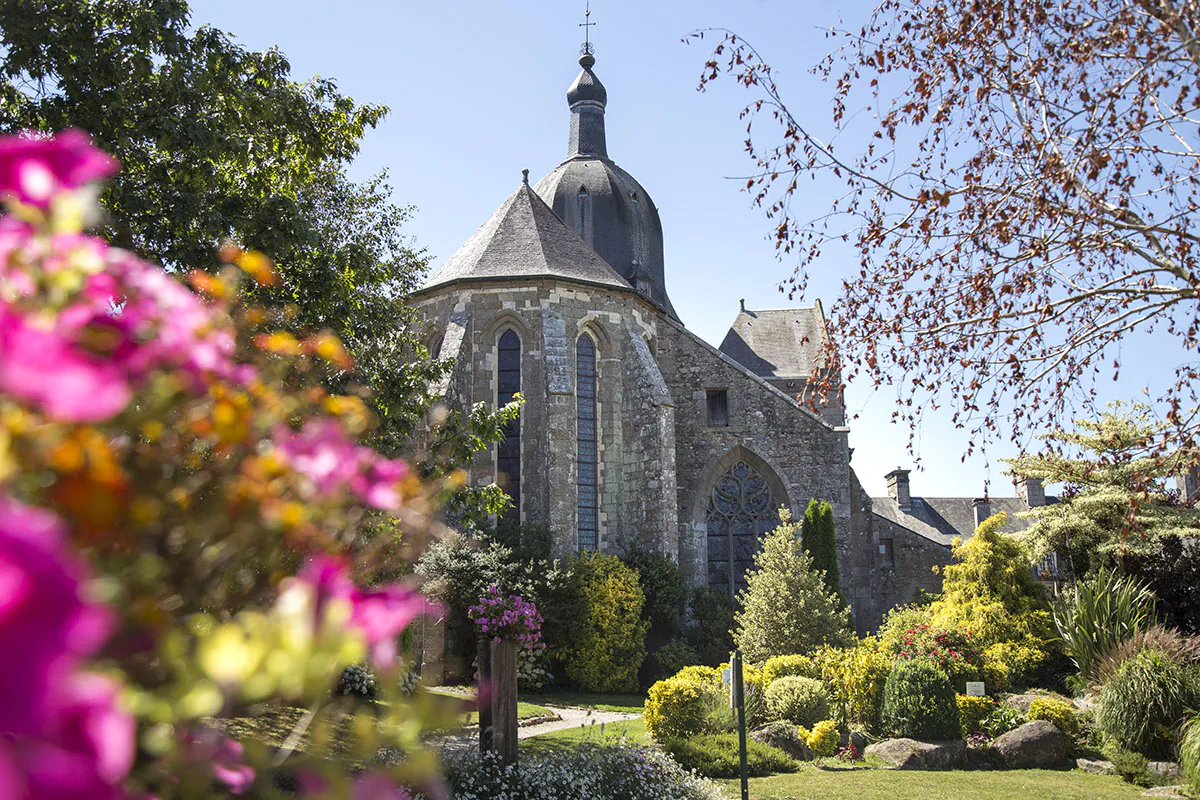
left=186, top=0, right=1176, bottom=499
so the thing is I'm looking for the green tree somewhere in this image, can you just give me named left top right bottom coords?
left=733, top=508, right=852, bottom=663
left=802, top=498, right=842, bottom=603
left=1005, top=402, right=1200, bottom=574
left=564, top=552, right=648, bottom=693
left=926, top=512, right=1055, bottom=689
left=0, top=1, right=513, bottom=519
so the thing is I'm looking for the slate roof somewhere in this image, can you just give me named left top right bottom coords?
left=871, top=496, right=1052, bottom=547
left=718, top=307, right=830, bottom=379
left=422, top=181, right=632, bottom=292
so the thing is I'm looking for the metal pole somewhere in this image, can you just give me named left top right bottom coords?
left=733, top=649, right=749, bottom=800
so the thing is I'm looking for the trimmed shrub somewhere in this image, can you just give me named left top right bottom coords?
left=662, top=733, right=798, bottom=778
left=645, top=675, right=722, bottom=741
left=956, top=694, right=996, bottom=736
left=1097, top=646, right=1198, bottom=758
left=761, top=654, right=819, bottom=686
left=1026, top=696, right=1080, bottom=738
left=733, top=509, right=853, bottom=662
left=880, top=660, right=961, bottom=740
left=807, top=719, right=840, bottom=757
left=765, top=676, right=831, bottom=728
left=1180, top=718, right=1200, bottom=797
left=563, top=552, right=648, bottom=693
left=674, top=665, right=723, bottom=685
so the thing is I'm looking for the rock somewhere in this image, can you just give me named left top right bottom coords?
left=1148, top=762, right=1182, bottom=781
left=750, top=722, right=812, bottom=761
left=1004, top=691, right=1073, bottom=715
left=965, top=745, right=1004, bottom=770
left=992, top=720, right=1068, bottom=769
left=1076, top=758, right=1115, bottom=775
left=850, top=731, right=868, bottom=754
left=1142, top=786, right=1191, bottom=798
left=863, top=738, right=965, bottom=770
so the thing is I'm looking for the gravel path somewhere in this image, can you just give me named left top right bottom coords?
left=428, top=704, right=642, bottom=757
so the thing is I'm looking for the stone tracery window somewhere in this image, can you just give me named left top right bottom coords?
left=496, top=329, right=521, bottom=521
left=706, top=459, right=780, bottom=595
left=576, top=334, right=598, bottom=550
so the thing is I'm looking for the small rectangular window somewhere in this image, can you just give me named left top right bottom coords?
left=706, top=389, right=729, bottom=427
left=879, top=538, right=895, bottom=568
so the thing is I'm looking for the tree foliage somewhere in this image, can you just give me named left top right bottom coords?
left=734, top=508, right=853, bottom=663
left=694, top=0, right=1200, bottom=453
left=1007, top=403, right=1200, bottom=573
left=801, top=497, right=842, bottom=603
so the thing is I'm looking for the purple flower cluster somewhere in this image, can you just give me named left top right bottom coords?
left=468, top=586, right=545, bottom=651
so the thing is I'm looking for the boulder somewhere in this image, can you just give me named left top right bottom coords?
left=993, top=720, right=1068, bottom=769
left=864, top=738, right=965, bottom=770
left=1142, top=787, right=1190, bottom=798
left=1148, top=762, right=1182, bottom=781
left=750, top=722, right=812, bottom=761
left=965, top=745, right=1004, bottom=770
left=1004, top=691, right=1074, bottom=715
left=1076, top=758, right=1115, bottom=775
left=850, top=731, right=868, bottom=754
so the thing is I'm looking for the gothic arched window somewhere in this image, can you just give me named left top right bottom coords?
left=497, top=329, right=521, bottom=521
left=576, top=334, right=598, bottom=550
left=705, top=460, right=780, bottom=595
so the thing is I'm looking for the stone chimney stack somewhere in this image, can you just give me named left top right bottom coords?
left=886, top=468, right=911, bottom=509
left=1015, top=476, right=1046, bottom=508
left=973, top=497, right=992, bottom=529
left=1177, top=466, right=1200, bottom=505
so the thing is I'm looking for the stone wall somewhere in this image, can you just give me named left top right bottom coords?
left=873, top=514, right=951, bottom=611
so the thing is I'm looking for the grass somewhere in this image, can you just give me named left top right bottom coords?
left=716, top=765, right=1148, bottom=800
left=520, top=689, right=645, bottom=713
left=463, top=701, right=557, bottom=725
left=523, top=716, right=649, bottom=753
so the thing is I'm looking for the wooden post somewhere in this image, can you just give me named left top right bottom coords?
left=477, top=635, right=493, bottom=754
left=490, top=638, right=519, bottom=764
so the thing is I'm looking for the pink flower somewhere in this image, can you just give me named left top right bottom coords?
left=352, top=772, right=411, bottom=799
left=0, top=307, right=131, bottom=422
left=351, top=584, right=435, bottom=666
left=0, top=130, right=119, bottom=209
left=181, top=729, right=254, bottom=795
left=0, top=496, right=112, bottom=737
left=275, top=420, right=409, bottom=511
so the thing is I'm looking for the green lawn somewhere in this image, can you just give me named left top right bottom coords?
left=524, top=716, right=649, bottom=753
left=463, top=701, right=557, bottom=725
left=716, top=765, right=1147, bottom=800
left=520, top=689, right=645, bottom=713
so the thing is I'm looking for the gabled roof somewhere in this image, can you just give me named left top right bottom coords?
left=422, top=181, right=632, bottom=292
left=718, top=306, right=830, bottom=380
left=871, top=496, right=1051, bottom=547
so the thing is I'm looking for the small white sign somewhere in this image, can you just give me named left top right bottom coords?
left=721, top=668, right=731, bottom=687
left=965, top=682, right=986, bottom=697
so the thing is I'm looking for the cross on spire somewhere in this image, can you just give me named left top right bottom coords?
left=579, top=1, right=596, bottom=56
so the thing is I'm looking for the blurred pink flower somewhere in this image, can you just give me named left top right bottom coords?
left=352, top=772, right=411, bottom=800
left=0, top=307, right=131, bottom=422
left=0, top=496, right=112, bottom=737
left=181, top=729, right=255, bottom=795
left=0, top=130, right=119, bottom=209
left=275, top=420, right=409, bottom=511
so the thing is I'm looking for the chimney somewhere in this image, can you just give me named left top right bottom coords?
left=972, top=497, right=991, bottom=529
left=1015, top=476, right=1046, bottom=508
left=885, top=468, right=911, bottom=509
left=1177, top=466, right=1200, bottom=505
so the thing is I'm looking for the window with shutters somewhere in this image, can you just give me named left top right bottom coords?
left=496, top=329, right=521, bottom=521
left=705, top=460, right=779, bottom=595
left=576, top=334, right=598, bottom=550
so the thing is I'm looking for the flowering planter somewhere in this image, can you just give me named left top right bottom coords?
left=490, top=638, right=519, bottom=764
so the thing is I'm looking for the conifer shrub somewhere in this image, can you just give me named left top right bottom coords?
left=880, top=660, right=961, bottom=740
left=765, top=676, right=831, bottom=728
left=733, top=509, right=853, bottom=663
left=1026, top=696, right=1080, bottom=738
left=662, top=734, right=798, bottom=778
left=802, top=498, right=842, bottom=603
left=563, top=551, right=648, bottom=693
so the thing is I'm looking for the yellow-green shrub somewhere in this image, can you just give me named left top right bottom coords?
left=1027, top=696, right=1080, bottom=738
left=807, top=719, right=840, bottom=757
left=761, top=654, right=819, bottom=685
left=674, top=665, right=722, bottom=686
left=563, top=552, right=648, bottom=693
left=982, top=640, right=1048, bottom=692
left=645, top=675, right=722, bottom=740
left=815, top=639, right=891, bottom=730
left=956, top=694, right=996, bottom=735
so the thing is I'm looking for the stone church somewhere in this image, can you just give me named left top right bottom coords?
left=410, top=50, right=1040, bottom=636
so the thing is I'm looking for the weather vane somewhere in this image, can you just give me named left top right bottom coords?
left=579, top=1, right=596, bottom=56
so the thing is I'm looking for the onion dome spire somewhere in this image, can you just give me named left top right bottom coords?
left=567, top=51, right=608, bottom=159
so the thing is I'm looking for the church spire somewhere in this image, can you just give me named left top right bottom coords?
left=566, top=11, right=607, bottom=160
